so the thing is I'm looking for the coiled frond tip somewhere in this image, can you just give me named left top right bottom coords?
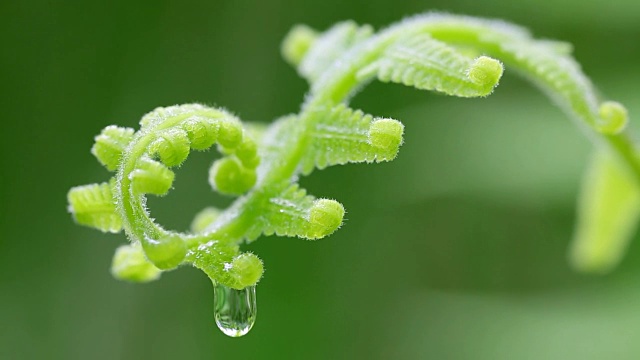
left=466, top=56, right=504, bottom=94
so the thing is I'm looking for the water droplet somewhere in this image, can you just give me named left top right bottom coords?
left=213, top=282, right=257, bottom=337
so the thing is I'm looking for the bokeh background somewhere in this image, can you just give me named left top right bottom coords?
left=2, top=0, right=640, bottom=359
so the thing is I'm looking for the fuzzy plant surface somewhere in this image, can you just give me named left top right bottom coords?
left=68, top=12, right=637, bottom=334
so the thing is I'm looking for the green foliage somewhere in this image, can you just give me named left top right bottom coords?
left=67, top=12, right=637, bottom=327
left=570, top=152, right=640, bottom=273
left=111, top=243, right=161, bottom=283
left=67, top=181, right=122, bottom=233
left=209, top=157, right=257, bottom=195
left=298, top=104, right=405, bottom=174
left=597, top=101, right=629, bottom=135
left=141, top=234, right=188, bottom=270
left=357, top=35, right=503, bottom=97
left=91, top=126, right=135, bottom=171
left=130, top=158, right=175, bottom=196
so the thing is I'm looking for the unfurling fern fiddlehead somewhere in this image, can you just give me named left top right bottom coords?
left=67, top=13, right=637, bottom=336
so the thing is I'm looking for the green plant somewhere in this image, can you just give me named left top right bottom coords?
left=67, top=13, right=636, bottom=337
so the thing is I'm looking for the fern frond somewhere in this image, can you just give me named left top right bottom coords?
left=253, top=184, right=344, bottom=240
left=358, top=34, right=503, bottom=97
left=149, top=128, right=191, bottom=167
left=130, top=157, right=175, bottom=196
left=111, top=243, right=162, bottom=282
left=570, top=152, right=640, bottom=273
left=141, top=233, right=187, bottom=270
left=68, top=104, right=264, bottom=289
left=91, top=126, right=135, bottom=171
left=68, top=13, right=638, bottom=336
left=407, top=14, right=633, bottom=144
left=188, top=241, right=263, bottom=290
left=68, top=181, right=121, bottom=233
left=597, top=101, right=628, bottom=135
left=182, top=115, right=219, bottom=150
left=209, top=157, right=257, bottom=195
left=300, top=104, right=404, bottom=174
left=281, top=24, right=318, bottom=68
left=284, top=21, right=372, bottom=84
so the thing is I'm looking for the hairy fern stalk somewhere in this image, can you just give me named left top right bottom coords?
left=68, top=13, right=637, bottom=334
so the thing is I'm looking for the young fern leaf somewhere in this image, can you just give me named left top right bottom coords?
left=393, top=14, right=638, bottom=271
left=284, top=21, right=373, bottom=84
left=420, top=14, right=634, bottom=143
left=187, top=242, right=263, bottom=290
left=130, top=157, right=175, bottom=196
left=250, top=184, right=345, bottom=240
left=92, top=126, right=135, bottom=171
left=570, top=152, right=640, bottom=273
left=300, top=104, right=404, bottom=174
left=356, top=34, right=503, bottom=97
left=149, top=128, right=191, bottom=167
left=68, top=181, right=122, bottom=233
left=111, top=243, right=162, bottom=283
left=68, top=13, right=637, bottom=336
left=209, top=157, right=257, bottom=195
left=597, top=101, right=629, bottom=135
left=70, top=103, right=264, bottom=288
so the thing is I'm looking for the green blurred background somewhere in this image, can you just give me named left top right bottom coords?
left=2, top=0, right=640, bottom=359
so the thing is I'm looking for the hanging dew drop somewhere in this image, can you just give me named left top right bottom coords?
left=213, top=282, right=257, bottom=337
